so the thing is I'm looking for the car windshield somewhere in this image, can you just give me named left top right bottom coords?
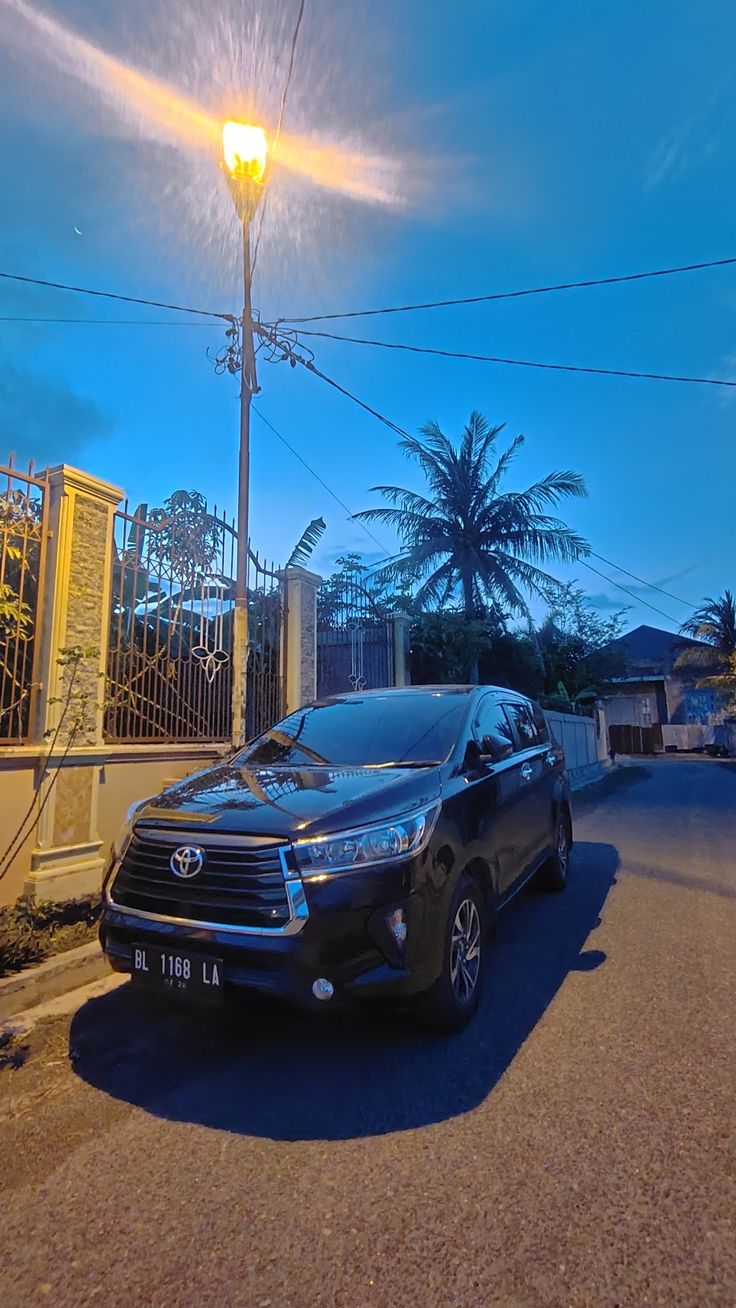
left=237, top=692, right=470, bottom=768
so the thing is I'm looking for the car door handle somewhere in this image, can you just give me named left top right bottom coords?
left=520, top=763, right=533, bottom=782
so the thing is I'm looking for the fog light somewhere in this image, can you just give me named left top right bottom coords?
left=312, top=977, right=334, bottom=1002
left=387, top=908, right=407, bottom=950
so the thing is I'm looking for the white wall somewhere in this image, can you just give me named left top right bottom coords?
left=544, top=710, right=608, bottom=788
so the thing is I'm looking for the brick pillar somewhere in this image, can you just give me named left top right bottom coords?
left=392, top=614, right=411, bottom=687
left=282, top=566, right=322, bottom=714
left=26, top=465, right=122, bottom=902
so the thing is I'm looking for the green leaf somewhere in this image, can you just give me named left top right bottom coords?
left=287, top=517, right=327, bottom=568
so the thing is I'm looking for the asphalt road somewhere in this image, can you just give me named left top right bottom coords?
left=1, top=759, right=734, bottom=1307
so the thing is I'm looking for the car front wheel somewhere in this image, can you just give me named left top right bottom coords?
left=415, top=871, right=487, bottom=1034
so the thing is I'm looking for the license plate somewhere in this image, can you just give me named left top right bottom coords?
left=131, top=943, right=224, bottom=1005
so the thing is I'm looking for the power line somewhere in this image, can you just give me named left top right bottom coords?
left=288, top=326, right=736, bottom=389
left=284, top=346, right=412, bottom=439
left=0, top=316, right=216, bottom=326
left=251, top=405, right=393, bottom=559
left=580, top=559, right=680, bottom=625
left=280, top=335, right=702, bottom=616
left=0, top=270, right=230, bottom=320
left=278, top=254, right=736, bottom=324
left=589, top=550, right=696, bottom=608
left=251, top=0, right=306, bottom=277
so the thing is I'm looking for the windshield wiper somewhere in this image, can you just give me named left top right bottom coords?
left=364, top=760, right=440, bottom=769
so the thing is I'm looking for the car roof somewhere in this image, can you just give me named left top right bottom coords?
left=317, top=685, right=532, bottom=701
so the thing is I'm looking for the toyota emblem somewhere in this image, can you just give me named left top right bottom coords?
left=170, top=845, right=205, bottom=879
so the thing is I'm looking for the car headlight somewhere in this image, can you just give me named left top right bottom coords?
left=293, top=803, right=440, bottom=878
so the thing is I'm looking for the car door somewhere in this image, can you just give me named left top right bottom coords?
left=467, top=694, right=525, bottom=897
left=503, top=699, right=554, bottom=873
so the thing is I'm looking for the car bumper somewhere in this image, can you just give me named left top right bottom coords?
left=100, top=862, right=439, bottom=1009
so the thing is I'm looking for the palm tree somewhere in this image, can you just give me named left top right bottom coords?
left=679, top=590, right=736, bottom=658
left=677, top=592, right=736, bottom=708
left=355, top=412, right=589, bottom=620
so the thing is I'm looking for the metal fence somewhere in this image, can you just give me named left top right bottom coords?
left=317, top=569, right=394, bottom=697
left=105, top=495, right=284, bottom=743
left=0, top=455, right=47, bottom=742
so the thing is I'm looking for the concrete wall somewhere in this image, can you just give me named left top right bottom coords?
left=0, top=761, right=41, bottom=905
left=545, top=709, right=609, bottom=790
left=602, top=680, right=667, bottom=726
left=0, top=744, right=225, bottom=908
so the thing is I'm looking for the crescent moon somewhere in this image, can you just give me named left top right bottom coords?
left=74, top=226, right=82, bottom=236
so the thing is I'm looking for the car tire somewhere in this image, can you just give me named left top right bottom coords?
left=414, top=871, right=487, bottom=1034
left=537, top=808, right=572, bottom=892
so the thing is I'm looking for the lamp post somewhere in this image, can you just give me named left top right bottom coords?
left=221, top=120, right=268, bottom=747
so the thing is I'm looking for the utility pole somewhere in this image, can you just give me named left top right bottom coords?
left=221, top=121, right=268, bottom=748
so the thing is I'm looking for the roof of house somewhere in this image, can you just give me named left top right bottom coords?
left=602, top=624, right=706, bottom=674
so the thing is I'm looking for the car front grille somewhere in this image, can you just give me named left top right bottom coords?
left=110, top=829, right=291, bottom=929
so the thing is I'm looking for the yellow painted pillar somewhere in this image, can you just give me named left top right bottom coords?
left=26, top=465, right=122, bottom=902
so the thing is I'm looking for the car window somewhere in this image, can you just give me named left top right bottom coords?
left=473, top=698, right=515, bottom=759
left=237, top=692, right=470, bottom=767
left=531, top=702, right=550, bottom=743
left=505, top=701, right=543, bottom=749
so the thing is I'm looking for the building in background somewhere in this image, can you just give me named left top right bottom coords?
left=599, top=624, right=732, bottom=754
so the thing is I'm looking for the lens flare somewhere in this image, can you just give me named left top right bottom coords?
left=0, top=0, right=406, bottom=209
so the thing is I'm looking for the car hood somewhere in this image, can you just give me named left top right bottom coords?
left=134, top=763, right=442, bottom=840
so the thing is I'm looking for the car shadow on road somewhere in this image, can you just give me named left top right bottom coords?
left=71, top=840, right=619, bottom=1141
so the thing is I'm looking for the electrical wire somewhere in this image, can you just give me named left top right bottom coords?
left=589, top=550, right=696, bottom=608
left=580, top=560, right=680, bottom=624
left=291, top=345, right=694, bottom=619
left=287, top=351, right=412, bottom=439
left=0, top=270, right=230, bottom=320
left=278, top=254, right=736, bottom=324
left=287, top=326, right=736, bottom=389
left=0, top=316, right=218, bottom=325
left=251, top=0, right=306, bottom=277
left=251, top=405, right=393, bottom=559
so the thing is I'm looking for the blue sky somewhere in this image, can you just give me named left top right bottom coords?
left=1, top=0, right=735, bottom=631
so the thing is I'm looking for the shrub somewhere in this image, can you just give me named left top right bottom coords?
left=0, top=895, right=100, bottom=978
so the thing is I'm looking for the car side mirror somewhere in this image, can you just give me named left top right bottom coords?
left=464, top=739, right=483, bottom=769
left=465, top=739, right=504, bottom=769
left=481, top=734, right=513, bottom=764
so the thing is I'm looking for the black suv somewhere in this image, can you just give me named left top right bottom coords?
left=101, top=686, right=572, bottom=1031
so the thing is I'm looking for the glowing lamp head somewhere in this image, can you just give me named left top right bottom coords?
left=222, top=121, right=268, bottom=184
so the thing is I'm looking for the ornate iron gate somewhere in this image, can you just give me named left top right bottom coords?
left=105, top=494, right=284, bottom=742
left=0, top=455, right=48, bottom=742
left=317, top=571, right=394, bottom=698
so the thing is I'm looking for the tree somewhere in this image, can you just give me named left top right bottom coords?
left=538, top=583, right=628, bottom=703
left=678, top=590, right=736, bottom=710
left=679, top=590, right=736, bottom=662
left=356, top=412, right=589, bottom=621
left=317, top=553, right=405, bottom=628
left=410, top=611, right=502, bottom=685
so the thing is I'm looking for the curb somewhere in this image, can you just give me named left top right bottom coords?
left=0, top=940, right=109, bottom=1024
left=570, top=761, right=611, bottom=792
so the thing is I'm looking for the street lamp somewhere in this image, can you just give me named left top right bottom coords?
left=221, top=119, right=268, bottom=747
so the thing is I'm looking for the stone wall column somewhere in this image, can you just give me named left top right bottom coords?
left=281, top=567, right=322, bottom=714
left=26, top=465, right=123, bottom=901
left=392, top=614, right=411, bottom=687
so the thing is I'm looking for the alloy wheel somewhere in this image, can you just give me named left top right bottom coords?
left=557, top=818, right=570, bottom=876
left=450, top=897, right=482, bottom=1003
